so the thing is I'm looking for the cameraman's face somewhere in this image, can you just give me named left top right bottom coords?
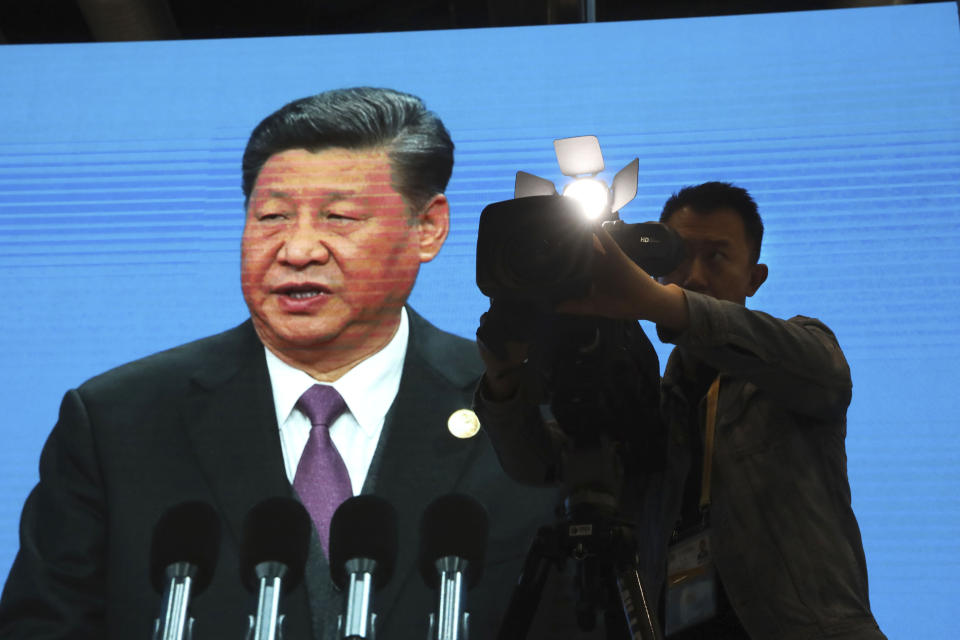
left=660, top=206, right=766, bottom=305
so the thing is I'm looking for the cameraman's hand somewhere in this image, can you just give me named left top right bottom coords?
left=476, top=338, right=528, bottom=401
left=557, top=225, right=690, bottom=331
left=476, top=300, right=534, bottom=401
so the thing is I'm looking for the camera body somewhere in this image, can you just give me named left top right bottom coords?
left=474, top=193, right=677, bottom=482
left=476, top=194, right=684, bottom=307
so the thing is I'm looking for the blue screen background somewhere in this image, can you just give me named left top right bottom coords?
left=1, top=4, right=958, bottom=636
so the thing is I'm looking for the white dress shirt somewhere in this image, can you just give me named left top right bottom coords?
left=264, top=308, right=409, bottom=496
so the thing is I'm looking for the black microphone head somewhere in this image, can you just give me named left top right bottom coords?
left=239, top=496, right=312, bottom=593
left=419, top=494, right=489, bottom=590
left=149, top=501, right=220, bottom=594
left=329, top=495, right=398, bottom=590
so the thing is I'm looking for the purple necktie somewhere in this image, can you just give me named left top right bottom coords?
left=293, top=384, right=352, bottom=556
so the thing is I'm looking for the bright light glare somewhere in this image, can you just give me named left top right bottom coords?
left=562, top=178, right=610, bottom=220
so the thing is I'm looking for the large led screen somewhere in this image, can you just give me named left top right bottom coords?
left=1, top=3, right=958, bottom=637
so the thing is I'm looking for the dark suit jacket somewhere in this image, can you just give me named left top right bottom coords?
left=0, top=309, right=557, bottom=639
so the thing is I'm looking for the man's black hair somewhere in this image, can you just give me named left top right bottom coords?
left=241, top=87, right=454, bottom=212
left=660, top=181, right=764, bottom=263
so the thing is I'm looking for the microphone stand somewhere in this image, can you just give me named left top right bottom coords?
left=429, top=557, right=471, bottom=640
left=339, top=558, right=378, bottom=639
left=247, top=562, right=288, bottom=640
left=153, top=562, right=197, bottom=640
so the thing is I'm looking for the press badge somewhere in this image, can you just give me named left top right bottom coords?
left=664, top=527, right=718, bottom=636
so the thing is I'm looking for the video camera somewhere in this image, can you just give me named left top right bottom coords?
left=475, top=190, right=678, bottom=451
left=473, top=174, right=677, bottom=639
left=476, top=194, right=684, bottom=307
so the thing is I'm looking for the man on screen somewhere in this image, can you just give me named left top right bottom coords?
left=476, top=182, right=886, bottom=638
left=0, top=87, right=553, bottom=639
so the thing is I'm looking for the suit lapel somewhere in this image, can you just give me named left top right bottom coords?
left=180, top=322, right=291, bottom=545
left=363, top=316, right=483, bottom=629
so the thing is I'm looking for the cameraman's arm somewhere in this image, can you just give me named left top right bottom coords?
left=559, top=228, right=850, bottom=419
left=661, top=291, right=851, bottom=420
left=558, top=227, right=690, bottom=331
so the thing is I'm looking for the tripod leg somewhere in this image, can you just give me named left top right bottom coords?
left=613, top=565, right=663, bottom=640
left=496, top=526, right=555, bottom=640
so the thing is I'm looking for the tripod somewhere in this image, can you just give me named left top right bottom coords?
left=478, top=306, right=666, bottom=640
left=496, top=434, right=663, bottom=640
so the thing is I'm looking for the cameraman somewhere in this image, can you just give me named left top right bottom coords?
left=475, top=182, right=886, bottom=639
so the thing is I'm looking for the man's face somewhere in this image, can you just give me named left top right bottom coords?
left=659, top=206, right=767, bottom=305
left=241, top=147, right=448, bottom=363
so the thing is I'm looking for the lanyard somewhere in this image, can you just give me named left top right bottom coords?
left=699, top=376, right=722, bottom=513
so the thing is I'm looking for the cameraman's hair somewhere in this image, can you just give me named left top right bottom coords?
left=241, top=87, right=454, bottom=213
left=660, top=181, right=764, bottom=263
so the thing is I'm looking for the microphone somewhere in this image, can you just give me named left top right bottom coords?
left=149, top=501, right=221, bottom=640
left=329, top=495, right=399, bottom=639
left=419, top=494, right=489, bottom=640
left=239, top=497, right=312, bottom=640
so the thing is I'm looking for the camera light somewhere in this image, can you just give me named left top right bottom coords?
left=562, top=178, right=610, bottom=220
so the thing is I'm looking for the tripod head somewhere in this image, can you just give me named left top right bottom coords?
left=479, top=303, right=665, bottom=503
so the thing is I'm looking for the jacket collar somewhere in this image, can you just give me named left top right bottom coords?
left=182, top=321, right=292, bottom=545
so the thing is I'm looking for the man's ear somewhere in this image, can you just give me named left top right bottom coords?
left=415, top=193, right=450, bottom=263
left=747, top=262, right=768, bottom=297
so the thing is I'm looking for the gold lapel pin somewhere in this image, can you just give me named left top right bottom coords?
left=447, top=409, right=481, bottom=439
